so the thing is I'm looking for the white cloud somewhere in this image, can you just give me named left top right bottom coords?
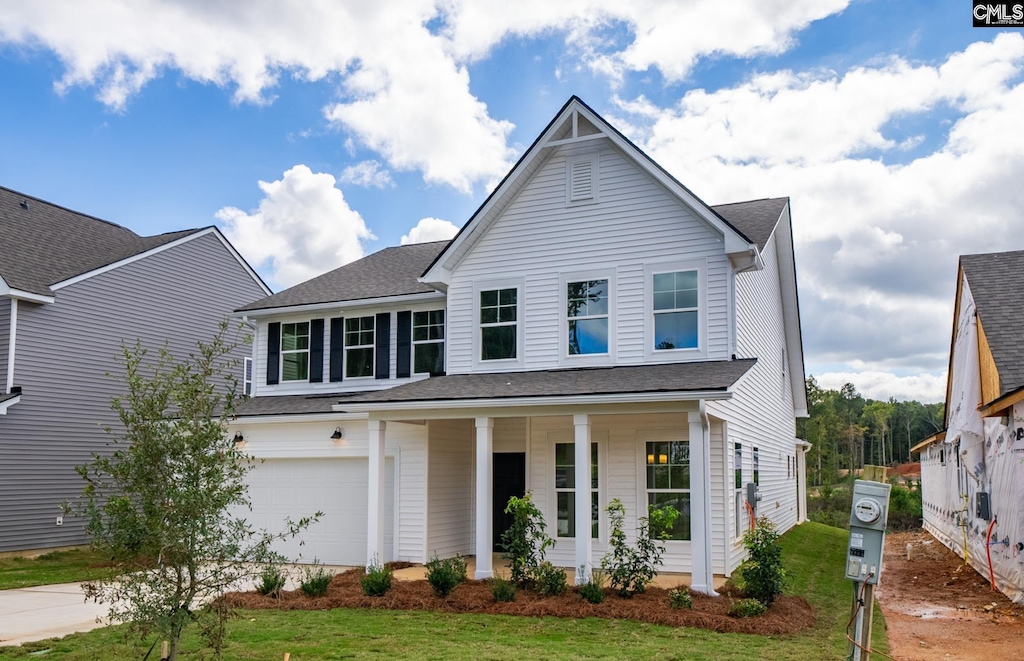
left=216, top=165, right=375, bottom=289
left=814, top=371, right=948, bottom=403
left=400, top=217, right=459, bottom=245
left=338, top=160, right=394, bottom=189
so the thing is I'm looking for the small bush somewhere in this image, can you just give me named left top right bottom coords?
left=299, top=561, right=334, bottom=597
left=887, top=482, right=922, bottom=532
left=533, top=561, right=567, bottom=597
left=500, top=492, right=555, bottom=586
left=741, top=517, right=786, bottom=606
left=601, top=498, right=678, bottom=597
left=577, top=567, right=605, bottom=604
left=728, top=598, right=768, bottom=618
left=668, top=588, right=693, bottom=609
left=490, top=576, right=517, bottom=602
left=256, top=565, right=286, bottom=597
left=360, top=561, right=393, bottom=597
left=425, top=554, right=467, bottom=598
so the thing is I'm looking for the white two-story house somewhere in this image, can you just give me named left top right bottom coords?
left=231, top=96, right=808, bottom=593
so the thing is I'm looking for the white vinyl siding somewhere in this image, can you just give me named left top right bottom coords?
left=426, top=419, right=474, bottom=559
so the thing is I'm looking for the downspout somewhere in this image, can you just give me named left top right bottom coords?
left=6, top=298, right=16, bottom=393
left=698, top=400, right=719, bottom=596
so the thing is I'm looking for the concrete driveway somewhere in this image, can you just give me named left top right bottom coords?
left=0, top=583, right=107, bottom=647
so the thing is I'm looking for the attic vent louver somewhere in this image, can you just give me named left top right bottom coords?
left=569, top=159, right=593, bottom=201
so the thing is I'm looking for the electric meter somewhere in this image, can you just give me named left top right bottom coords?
left=853, top=498, right=881, bottom=524
left=844, top=480, right=891, bottom=585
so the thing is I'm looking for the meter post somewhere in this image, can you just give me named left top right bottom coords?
left=845, top=479, right=891, bottom=661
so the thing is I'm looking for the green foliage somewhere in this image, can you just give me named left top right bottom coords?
left=425, top=554, right=467, bottom=598
left=256, top=565, right=287, bottom=597
left=499, top=492, right=555, bottom=586
left=668, top=588, right=693, bottom=609
left=808, top=484, right=853, bottom=529
left=577, top=567, right=605, bottom=604
left=489, top=576, right=517, bottom=602
left=728, top=598, right=768, bottom=618
left=886, top=482, right=922, bottom=531
left=360, top=561, right=393, bottom=597
left=532, top=561, right=567, bottom=597
left=600, top=498, right=678, bottom=597
left=740, top=517, right=786, bottom=606
left=74, top=323, right=318, bottom=661
left=299, top=561, right=334, bottom=598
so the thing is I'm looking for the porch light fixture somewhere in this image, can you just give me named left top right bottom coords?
left=646, top=453, right=668, bottom=464
left=330, top=427, right=344, bottom=441
left=232, top=431, right=245, bottom=446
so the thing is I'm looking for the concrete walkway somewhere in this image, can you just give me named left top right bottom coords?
left=0, top=583, right=107, bottom=647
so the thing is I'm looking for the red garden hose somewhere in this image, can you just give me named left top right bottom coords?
left=986, top=518, right=998, bottom=591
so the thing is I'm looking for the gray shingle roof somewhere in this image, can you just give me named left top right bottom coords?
left=237, top=241, right=448, bottom=312
left=234, top=392, right=362, bottom=417
left=0, top=186, right=201, bottom=297
left=961, top=250, right=1024, bottom=400
left=711, top=198, right=788, bottom=251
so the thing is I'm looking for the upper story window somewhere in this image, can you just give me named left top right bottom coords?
left=281, top=322, right=310, bottom=381
left=567, top=280, right=608, bottom=355
left=413, top=310, right=445, bottom=374
left=243, top=357, right=253, bottom=396
left=480, top=288, right=517, bottom=361
left=653, top=270, right=698, bottom=351
left=345, top=316, right=375, bottom=378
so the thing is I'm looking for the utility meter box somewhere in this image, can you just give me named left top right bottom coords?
left=845, top=480, right=891, bottom=585
left=746, top=482, right=761, bottom=516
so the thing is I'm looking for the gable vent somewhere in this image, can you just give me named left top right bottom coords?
left=569, top=158, right=594, bottom=201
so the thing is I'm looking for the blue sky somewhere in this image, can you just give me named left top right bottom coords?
left=1, top=1, right=1022, bottom=402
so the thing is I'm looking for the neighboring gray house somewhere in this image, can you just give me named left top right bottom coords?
left=0, top=186, right=269, bottom=554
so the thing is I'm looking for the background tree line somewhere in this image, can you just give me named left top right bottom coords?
left=798, top=377, right=944, bottom=487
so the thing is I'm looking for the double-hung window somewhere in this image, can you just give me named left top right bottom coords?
left=413, top=310, right=445, bottom=374
left=480, top=288, right=517, bottom=361
left=554, top=442, right=599, bottom=539
left=734, top=443, right=744, bottom=538
left=281, top=322, right=310, bottom=381
left=567, top=279, right=608, bottom=355
left=345, top=316, right=375, bottom=378
left=652, top=270, right=698, bottom=350
left=243, top=357, right=253, bottom=396
left=646, top=441, right=690, bottom=540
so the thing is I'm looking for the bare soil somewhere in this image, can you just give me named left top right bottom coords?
left=225, top=568, right=813, bottom=635
left=876, top=530, right=1024, bottom=660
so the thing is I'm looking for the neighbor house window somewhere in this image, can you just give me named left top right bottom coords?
left=652, top=270, right=698, bottom=350
left=567, top=279, right=608, bottom=355
left=345, top=316, right=375, bottom=378
left=646, top=441, right=690, bottom=540
left=480, top=288, right=517, bottom=360
left=413, top=310, right=445, bottom=374
left=281, top=322, right=309, bottom=381
left=554, top=442, right=599, bottom=539
left=753, top=447, right=760, bottom=486
left=735, top=443, right=744, bottom=538
left=243, top=357, right=253, bottom=396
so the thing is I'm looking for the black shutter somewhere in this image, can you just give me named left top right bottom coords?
left=329, top=317, right=344, bottom=382
left=309, top=318, right=324, bottom=383
left=375, top=312, right=391, bottom=379
left=266, top=322, right=280, bottom=385
left=396, top=311, right=412, bottom=378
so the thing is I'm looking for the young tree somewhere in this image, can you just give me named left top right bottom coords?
left=77, top=323, right=317, bottom=660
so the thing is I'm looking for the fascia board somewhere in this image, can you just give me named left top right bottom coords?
left=232, top=412, right=369, bottom=425
left=236, top=291, right=446, bottom=318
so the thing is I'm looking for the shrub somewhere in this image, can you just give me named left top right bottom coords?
left=668, top=588, right=693, bottom=609
left=425, top=554, right=467, bottom=598
left=741, top=517, right=786, bottom=606
left=601, top=498, right=678, bottom=597
left=577, top=567, right=605, bottom=604
left=256, top=565, right=286, bottom=597
left=728, top=598, right=767, bottom=618
left=360, top=561, right=393, bottom=597
left=490, top=576, right=517, bottom=602
left=299, top=560, right=334, bottom=597
left=887, top=482, right=922, bottom=532
left=500, top=492, right=555, bottom=586
left=532, top=561, right=567, bottom=597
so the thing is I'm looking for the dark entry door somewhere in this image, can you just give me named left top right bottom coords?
left=493, top=452, right=526, bottom=551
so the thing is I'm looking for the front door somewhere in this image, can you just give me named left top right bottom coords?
left=493, top=452, right=526, bottom=551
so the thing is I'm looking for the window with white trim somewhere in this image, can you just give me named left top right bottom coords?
left=281, top=322, right=309, bottom=381
left=646, top=441, right=690, bottom=540
left=652, top=270, right=698, bottom=350
left=344, top=316, right=375, bottom=378
left=753, top=446, right=760, bottom=486
left=413, top=310, right=445, bottom=374
left=734, top=442, right=744, bottom=538
left=554, top=442, right=599, bottom=539
left=243, top=357, right=253, bottom=396
left=566, top=279, right=609, bottom=355
left=480, top=288, right=517, bottom=361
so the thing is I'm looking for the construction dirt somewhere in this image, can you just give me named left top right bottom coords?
left=876, top=530, right=1024, bottom=660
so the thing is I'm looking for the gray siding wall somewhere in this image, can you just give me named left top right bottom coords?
left=0, top=233, right=268, bottom=552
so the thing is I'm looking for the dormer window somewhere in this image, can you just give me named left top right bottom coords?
left=281, top=322, right=309, bottom=381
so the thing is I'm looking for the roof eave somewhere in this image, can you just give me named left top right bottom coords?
left=236, top=291, right=446, bottom=317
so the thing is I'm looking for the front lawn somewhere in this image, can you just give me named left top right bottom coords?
left=0, top=549, right=110, bottom=590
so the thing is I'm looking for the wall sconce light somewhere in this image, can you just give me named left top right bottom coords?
left=330, top=427, right=344, bottom=441
left=232, top=431, right=246, bottom=446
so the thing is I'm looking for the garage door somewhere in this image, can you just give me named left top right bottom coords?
left=245, top=458, right=395, bottom=565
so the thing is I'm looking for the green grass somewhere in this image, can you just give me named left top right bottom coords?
left=0, top=549, right=111, bottom=590
left=0, top=523, right=887, bottom=660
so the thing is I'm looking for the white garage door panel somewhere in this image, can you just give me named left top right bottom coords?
left=245, top=458, right=394, bottom=565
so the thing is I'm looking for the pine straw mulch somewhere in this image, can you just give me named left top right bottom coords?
left=224, top=568, right=814, bottom=635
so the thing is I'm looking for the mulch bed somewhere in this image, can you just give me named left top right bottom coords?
left=224, top=568, right=814, bottom=635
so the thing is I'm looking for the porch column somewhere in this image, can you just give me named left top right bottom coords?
left=367, top=419, right=387, bottom=567
left=474, top=417, right=494, bottom=579
left=688, top=406, right=717, bottom=595
left=574, top=413, right=593, bottom=584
